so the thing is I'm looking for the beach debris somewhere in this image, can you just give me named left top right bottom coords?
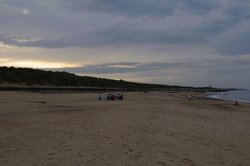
left=27, top=101, right=47, bottom=104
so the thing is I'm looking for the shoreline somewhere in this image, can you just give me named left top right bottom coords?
left=206, top=89, right=250, bottom=104
left=207, top=95, right=250, bottom=104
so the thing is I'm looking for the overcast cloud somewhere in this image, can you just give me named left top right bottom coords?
left=1, top=0, right=250, bottom=88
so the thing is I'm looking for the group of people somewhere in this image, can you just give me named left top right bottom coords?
left=98, top=93, right=124, bottom=101
left=107, top=93, right=124, bottom=100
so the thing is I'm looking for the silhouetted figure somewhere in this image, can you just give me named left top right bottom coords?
left=120, top=94, right=124, bottom=100
left=234, top=101, right=239, bottom=106
left=98, top=95, right=102, bottom=100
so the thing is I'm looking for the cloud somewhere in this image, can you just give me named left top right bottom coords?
left=64, top=0, right=175, bottom=17
left=211, top=20, right=250, bottom=55
left=1, top=0, right=250, bottom=58
left=0, top=28, right=229, bottom=52
left=48, top=62, right=183, bottom=74
left=6, top=29, right=206, bottom=48
left=45, top=59, right=250, bottom=89
left=0, top=0, right=248, bottom=54
left=64, top=0, right=217, bottom=16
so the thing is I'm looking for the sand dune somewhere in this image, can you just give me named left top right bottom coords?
left=0, top=91, right=250, bottom=166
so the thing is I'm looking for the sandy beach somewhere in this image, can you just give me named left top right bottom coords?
left=0, top=91, right=250, bottom=166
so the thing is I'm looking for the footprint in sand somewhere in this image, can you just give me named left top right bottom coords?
left=162, top=151, right=177, bottom=159
left=122, top=143, right=127, bottom=148
left=48, top=152, right=56, bottom=156
left=77, top=154, right=83, bottom=157
left=128, top=148, right=134, bottom=152
left=157, top=161, right=168, bottom=166
left=181, top=158, right=196, bottom=166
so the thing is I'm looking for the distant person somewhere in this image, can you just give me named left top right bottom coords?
left=115, top=94, right=118, bottom=100
left=107, top=94, right=110, bottom=100
left=187, top=94, right=192, bottom=100
left=98, top=95, right=102, bottom=100
left=234, top=101, right=239, bottom=106
left=120, top=94, right=124, bottom=100
left=111, top=94, right=115, bottom=100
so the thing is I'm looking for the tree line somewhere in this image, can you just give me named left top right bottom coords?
left=0, top=66, right=229, bottom=92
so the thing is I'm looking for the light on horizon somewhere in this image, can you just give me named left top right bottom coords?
left=0, top=60, right=79, bottom=69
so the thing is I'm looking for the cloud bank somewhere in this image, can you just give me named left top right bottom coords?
left=0, top=0, right=250, bottom=56
left=1, top=0, right=250, bottom=88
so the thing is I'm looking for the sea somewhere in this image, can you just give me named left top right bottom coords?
left=207, top=89, right=250, bottom=103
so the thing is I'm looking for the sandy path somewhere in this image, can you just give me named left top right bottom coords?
left=0, top=91, right=250, bottom=166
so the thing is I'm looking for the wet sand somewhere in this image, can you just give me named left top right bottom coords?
left=0, top=91, right=250, bottom=166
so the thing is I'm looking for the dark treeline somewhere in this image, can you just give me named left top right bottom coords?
left=0, top=66, right=231, bottom=92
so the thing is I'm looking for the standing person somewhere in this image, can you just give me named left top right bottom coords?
left=234, top=101, right=239, bottom=106
left=187, top=94, right=192, bottom=100
left=98, top=95, right=102, bottom=100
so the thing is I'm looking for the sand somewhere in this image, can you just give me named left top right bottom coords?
left=0, top=91, right=250, bottom=166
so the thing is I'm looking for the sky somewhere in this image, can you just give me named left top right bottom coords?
left=1, top=0, right=250, bottom=89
